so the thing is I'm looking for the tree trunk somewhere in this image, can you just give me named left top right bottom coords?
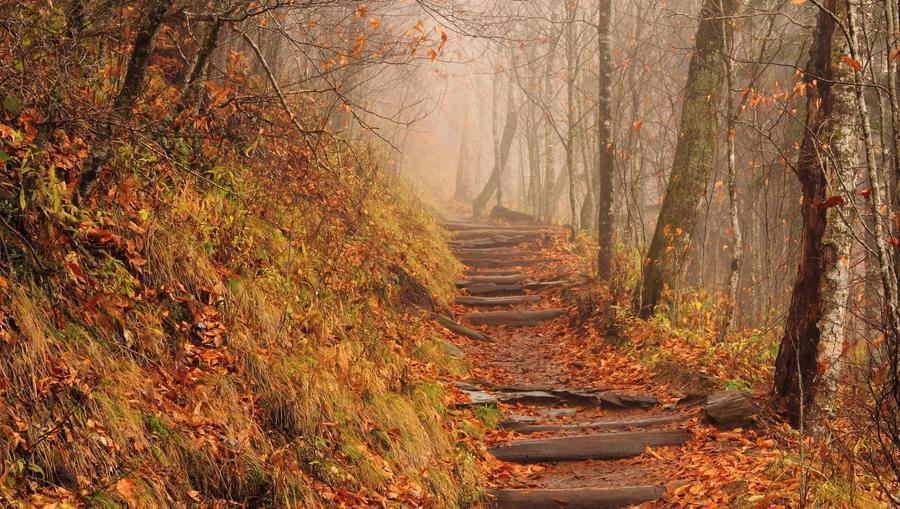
left=454, top=101, right=472, bottom=201
left=76, top=0, right=173, bottom=202
left=634, top=0, right=738, bottom=317
left=774, top=0, right=858, bottom=425
left=473, top=71, right=518, bottom=216
left=596, top=0, right=615, bottom=279
left=720, top=13, right=742, bottom=339
left=176, top=14, right=228, bottom=115
left=564, top=2, right=578, bottom=239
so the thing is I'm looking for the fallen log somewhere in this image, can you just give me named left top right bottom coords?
left=500, top=414, right=687, bottom=434
left=488, top=429, right=691, bottom=463
left=456, top=275, right=528, bottom=286
left=428, top=312, right=495, bottom=343
left=463, top=309, right=566, bottom=326
left=703, top=390, right=756, bottom=427
left=465, top=283, right=525, bottom=297
left=487, top=486, right=667, bottom=509
left=455, top=295, right=542, bottom=307
left=489, top=205, right=537, bottom=224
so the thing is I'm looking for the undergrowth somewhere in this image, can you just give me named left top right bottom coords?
left=0, top=14, right=479, bottom=502
left=562, top=233, right=888, bottom=507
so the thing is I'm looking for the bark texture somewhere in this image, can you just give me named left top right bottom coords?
left=774, top=0, right=858, bottom=424
left=596, top=0, right=615, bottom=279
left=77, top=0, right=173, bottom=201
left=634, top=0, right=738, bottom=317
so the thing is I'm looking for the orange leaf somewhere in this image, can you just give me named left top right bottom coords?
left=841, top=55, right=862, bottom=70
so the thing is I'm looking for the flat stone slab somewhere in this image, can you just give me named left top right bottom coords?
left=462, top=309, right=566, bottom=326
left=488, top=429, right=691, bottom=463
left=487, top=486, right=667, bottom=509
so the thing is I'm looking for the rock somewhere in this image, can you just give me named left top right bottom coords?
left=703, top=390, right=756, bottom=427
left=440, top=341, right=465, bottom=359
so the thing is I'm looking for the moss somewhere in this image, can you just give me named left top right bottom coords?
left=471, top=406, right=502, bottom=429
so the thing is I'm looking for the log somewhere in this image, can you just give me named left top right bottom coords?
left=463, top=269, right=523, bottom=277
left=453, top=229, right=544, bottom=240
left=489, top=205, right=537, bottom=224
left=524, top=280, right=566, bottom=291
left=463, top=309, right=566, bottom=326
left=456, top=275, right=528, bottom=286
left=455, top=295, right=542, bottom=307
left=703, top=390, right=756, bottom=427
left=500, top=415, right=687, bottom=434
left=443, top=223, right=548, bottom=232
left=597, top=392, right=659, bottom=409
left=428, top=312, right=495, bottom=343
left=465, top=283, right=525, bottom=296
left=487, top=486, right=667, bottom=509
left=453, top=249, right=539, bottom=260
left=450, top=238, right=524, bottom=249
left=461, top=258, right=558, bottom=268
left=488, top=429, right=691, bottom=463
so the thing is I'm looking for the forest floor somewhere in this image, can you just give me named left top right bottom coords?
left=437, top=217, right=810, bottom=508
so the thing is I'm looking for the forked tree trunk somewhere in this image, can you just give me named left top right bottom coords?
left=76, top=0, right=173, bottom=202
left=774, top=0, right=858, bottom=425
left=473, top=71, right=519, bottom=216
left=596, top=0, right=615, bottom=279
left=634, top=0, right=738, bottom=317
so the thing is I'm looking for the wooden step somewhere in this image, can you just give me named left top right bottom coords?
left=487, top=485, right=667, bottom=509
left=462, top=309, right=566, bottom=326
left=461, top=258, right=557, bottom=268
left=463, top=269, right=522, bottom=277
left=443, top=223, right=550, bottom=232
left=488, top=429, right=691, bottom=463
left=453, top=229, right=545, bottom=240
left=428, top=313, right=495, bottom=343
left=453, top=249, right=539, bottom=260
left=500, top=414, right=687, bottom=434
left=524, top=280, right=565, bottom=291
left=456, top=275, right=528, bottom=286
left=455, top=295, right=542, bottom=307
left=451, top=238, right=525, bottom=249
left=465, top=283, right=525, bottom=297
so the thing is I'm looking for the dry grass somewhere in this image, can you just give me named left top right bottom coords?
left=0, top=158, right=480, bottom=507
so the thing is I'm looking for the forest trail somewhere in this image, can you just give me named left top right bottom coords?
left=441, top=218, right=701, bottom=508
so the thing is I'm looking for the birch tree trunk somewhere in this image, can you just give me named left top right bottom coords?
left=774, top=0, right=859, bottom=424
left=634, top=0, right=739, bottom=317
